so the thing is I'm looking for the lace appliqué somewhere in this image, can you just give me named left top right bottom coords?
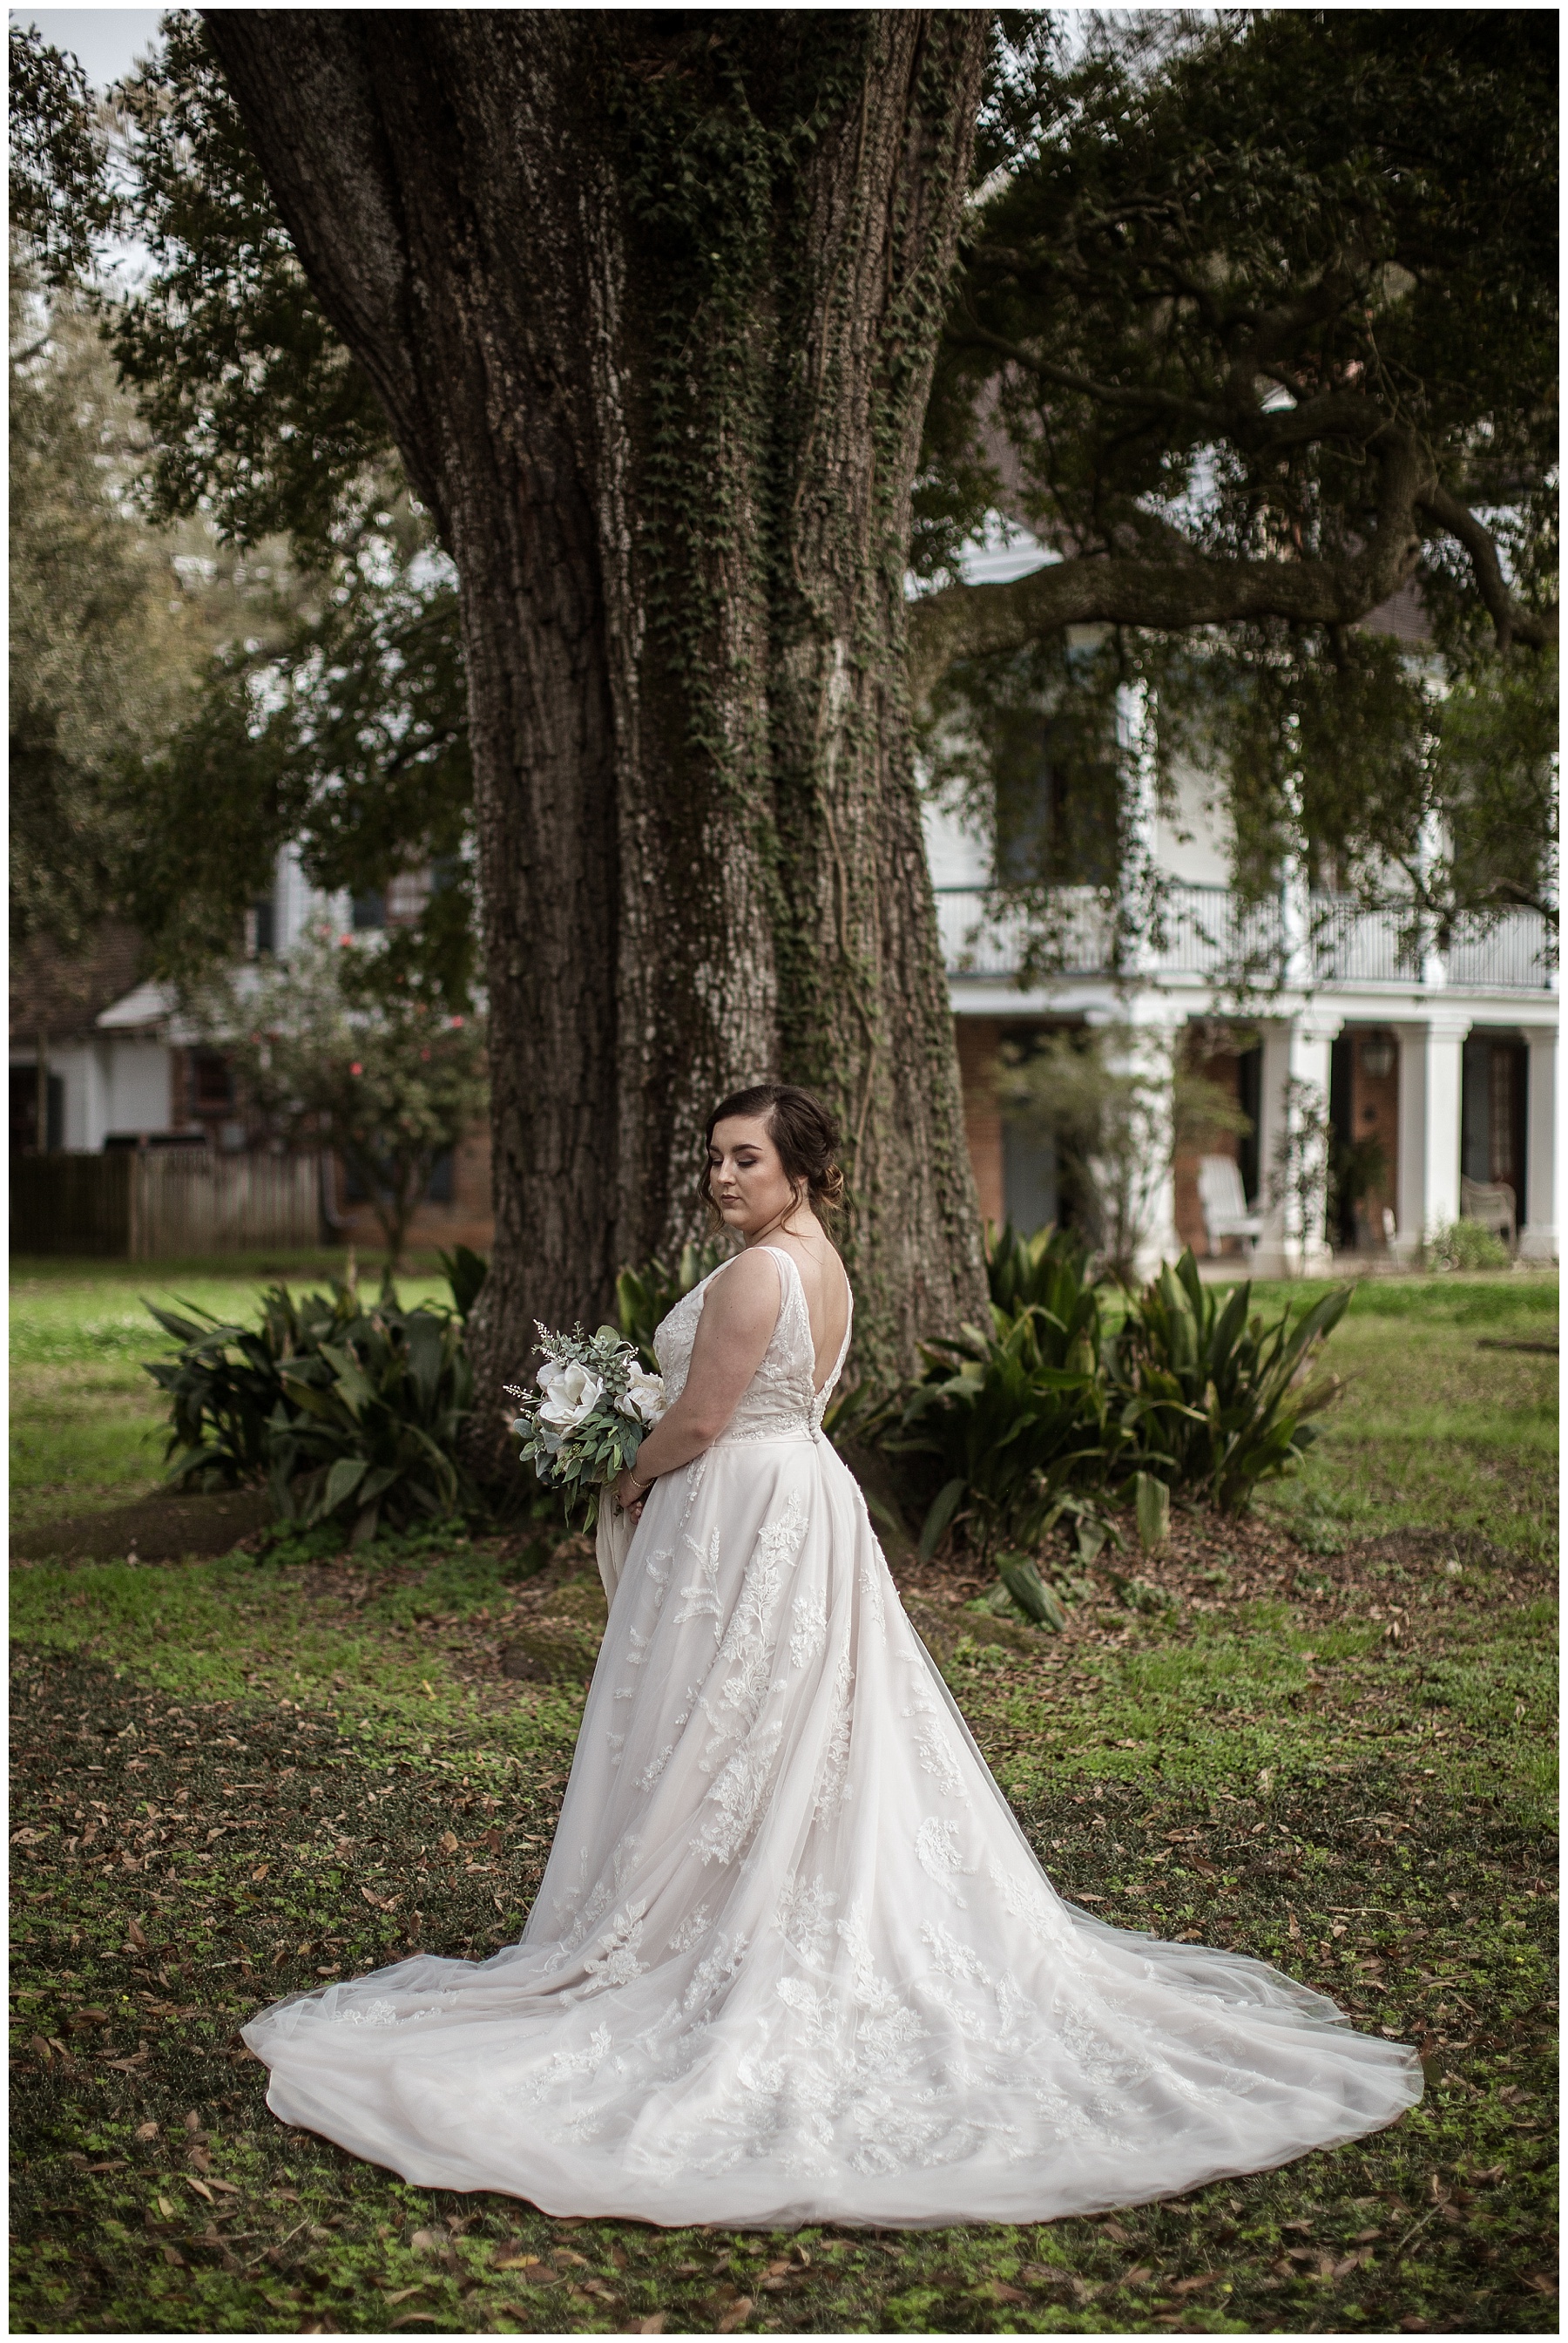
left=675, top=1527, right=725, bottom=1643
left=775, top=1872, right=839, bottom=1967
left=692, top=1719, right=784, bottom=1866
left=329, top=1997, right=397, bottom=2028
left=916, top=1816, right=975, bottom=1908
left=577, top=1899, right=649, bottom=1997
left=789, top=1590, right=828, bottom=1670
left=813, top=1654, right=855, bottom=1824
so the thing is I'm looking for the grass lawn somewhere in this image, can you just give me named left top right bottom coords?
left=9, top=1261, right=1558, bottom=2334
left=10, top=1255, right=450, bottom=1546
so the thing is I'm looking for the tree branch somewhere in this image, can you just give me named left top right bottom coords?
left=199, top=12, right=441, bottom=524
left=1416, top=482, right=1558, bottom=652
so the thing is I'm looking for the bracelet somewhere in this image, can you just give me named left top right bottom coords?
left=626, top=1466, right=654, bottom=1497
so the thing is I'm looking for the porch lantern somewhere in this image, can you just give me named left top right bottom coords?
left=1359, top=1032, right=1396, bottom=1080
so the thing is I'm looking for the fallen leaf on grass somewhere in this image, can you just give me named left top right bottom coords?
left=634, top=2318, right=665, bottom=2335
left=1171, top=2272, right=1220, bottom=2293
left=988, top=2280, right=1030, bottom=2303
left=186, top=2177, right=215, bottom=2204
left=493, top=2253, right=542, bottom=2271
left=714, top=2297, right=754, bottom=2333
left=134, top=2121, right=159, bottom=2141
left=383, top=2285, right=427, bottom=2304
left=126, top=1917, right=149, bottom=1949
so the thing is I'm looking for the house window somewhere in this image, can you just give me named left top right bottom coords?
left=246, top=895, right=276, bottom=956
left=1234, top=1044, right=1262, bottom=1204
left=190, top=1050, right=234, bottom=1112
left=1463, top=1035, right=1528, bottom=1213
left=1001, top=1123, right=1058, bottom=1235
left=995, top=711, right=1120, bottom=890
left=351, top=890, right=387, bottom=931
left=386, top=871, right=432, bottom=924
left=10, top=1067, right=63, bottom=1154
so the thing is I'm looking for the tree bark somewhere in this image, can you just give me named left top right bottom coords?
left=202, top=10, right=990, bottom=1437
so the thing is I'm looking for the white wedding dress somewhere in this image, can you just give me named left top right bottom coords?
left=243, top=1247, right=1420, bottom=2225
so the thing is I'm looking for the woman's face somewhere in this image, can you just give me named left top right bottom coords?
left=708, top=1114, right=796, bottom=1239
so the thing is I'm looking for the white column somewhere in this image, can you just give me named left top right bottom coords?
left=1292, top=1011, right=1342, bottom=1272
left=1253, top=1020, right=1294, bottom=1275
left=1086, top=996, right=1181, bottom=1279
left=1395, top=1012, right=1470, bottom=1255
left=1519, top=1024, right=1558, bottom=1261
left=1253, top=1012, right=1341, bottom=1274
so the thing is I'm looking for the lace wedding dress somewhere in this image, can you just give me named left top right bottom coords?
left=243, top=1247, right=1420, bottom=2225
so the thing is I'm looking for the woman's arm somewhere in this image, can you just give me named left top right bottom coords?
left=613, top=1249, right=781, bottom=1514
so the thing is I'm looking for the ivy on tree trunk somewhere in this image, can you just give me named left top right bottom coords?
left=200, top=10, right=990, bottom=1435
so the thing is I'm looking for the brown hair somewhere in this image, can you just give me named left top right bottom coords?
left=701, top=1083, right=845, bottom=1227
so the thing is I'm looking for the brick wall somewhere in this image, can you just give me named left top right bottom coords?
left=954, top=1018, right=1004, bottom=1226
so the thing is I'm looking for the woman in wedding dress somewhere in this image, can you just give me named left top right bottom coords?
left=243, top=1084, right=1420, bottom=2226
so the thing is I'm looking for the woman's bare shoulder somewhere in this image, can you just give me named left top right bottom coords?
left=705, top=1245, right=786, bottom=1330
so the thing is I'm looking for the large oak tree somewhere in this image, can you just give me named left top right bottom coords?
left=189, top=10, right=995, bottom=1413
left=19, top=10, right=1556, bottom=1423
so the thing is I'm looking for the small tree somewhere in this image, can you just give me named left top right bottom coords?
left=193, top=924, right=488, bottom=1265
left=997, top=1023, right=1251, bottom=1280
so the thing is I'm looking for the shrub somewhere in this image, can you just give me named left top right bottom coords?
left=984, top=1219, right=1093, bottom=1316
left=145, top=1267, right=478, bottom=1545
left=890, top=1227, right=1127, bottom=1565
left=187, top=924, right=489, bottom=1265
left=1428, top=1218, right=1511, bottom=1271
left=1108, top=1249, right=1349, bottom=1512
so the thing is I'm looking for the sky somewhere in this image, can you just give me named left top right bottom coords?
left=13, top=8, right=165, bottom=90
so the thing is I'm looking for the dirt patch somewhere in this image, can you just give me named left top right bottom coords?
left=13, top=1487, right=274, bottom=1565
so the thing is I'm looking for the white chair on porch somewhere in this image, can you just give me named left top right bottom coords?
left=1460, top=1175, right=1517, bottom=1250
left=1198, top=1155, right=1265, bottom=1260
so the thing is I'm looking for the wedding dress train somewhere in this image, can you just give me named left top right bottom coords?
left=242, top=1247, right=1420, bottom=2226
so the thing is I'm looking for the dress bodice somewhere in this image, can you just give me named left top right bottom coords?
left=653, top=1244, right=852, bottom=1442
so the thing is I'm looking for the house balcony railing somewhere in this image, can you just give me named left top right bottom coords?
left=936, top=883, right=1556, bottom=993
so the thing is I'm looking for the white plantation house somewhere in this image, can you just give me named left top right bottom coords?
left=925, top=541, right=1558, bottom=1275
left=11, top=532, right=1558, bottom=1269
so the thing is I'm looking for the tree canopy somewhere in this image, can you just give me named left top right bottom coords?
left=913, top=9, right=1557, bottom=943
left=17, top=9, right=1556, bottom=977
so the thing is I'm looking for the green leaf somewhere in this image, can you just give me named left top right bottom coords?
left=918, top=1476, right=968, bottom=1561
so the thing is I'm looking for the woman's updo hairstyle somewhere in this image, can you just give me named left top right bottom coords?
left=701, top=1084, right=845, bottom=1226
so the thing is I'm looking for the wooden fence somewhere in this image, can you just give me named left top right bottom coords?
left=11, top=1151, right=324, bottom=1258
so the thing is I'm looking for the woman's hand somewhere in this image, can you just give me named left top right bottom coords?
left=614, top=1467, right=648, bottom=1521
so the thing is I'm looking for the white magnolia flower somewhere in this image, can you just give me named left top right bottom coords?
left=617, top=1364, right=668, bottom=1427
left=536, top=1358, right=604, bottom=1431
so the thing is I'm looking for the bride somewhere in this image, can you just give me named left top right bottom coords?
left=243, top=1083, right=1420, bottom=2226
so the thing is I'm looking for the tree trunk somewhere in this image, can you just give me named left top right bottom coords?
left=202, top=10, right=990, bottom=1440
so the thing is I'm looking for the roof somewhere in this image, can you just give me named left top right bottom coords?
left=9, top=923, right=147, bottom=1046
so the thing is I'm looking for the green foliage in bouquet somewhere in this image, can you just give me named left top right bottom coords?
left=615, top=1240, right=728, bottom=1371
left=510, top=1325, right=661, bottom=1531
left=1105, top=1249, right=1349, bottom=1513
left=144, top=1268, right=477, bottom=1545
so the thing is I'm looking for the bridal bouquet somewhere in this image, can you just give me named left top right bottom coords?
left=507, top=1323, right=666, bottom=1522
